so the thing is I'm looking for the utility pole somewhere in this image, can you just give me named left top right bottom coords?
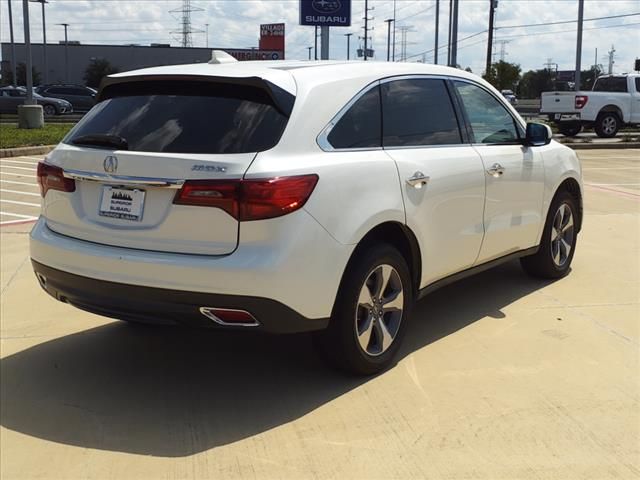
left=607, top=45, right=615, bottom=74
left=434, top=0, right=439, bottom=64
left=574, top=0, right=584, bottom=91
left=314, top=26, right=318, bottom=60
left=450, top=0, right=459, bottom=67
left=385, top=19, right=394, bottom=61
left=398, top=26, right=413, bottom=62
left=58, top=23, right=69, bottom=82
left=485, top=0, right=496, bottom=76
left=205, top=23, right=209, bottom=48
left=307, top=46, right=313, bottom=60
left=22, top=0, right=34, bottom=102
left=29, top=0, right=48, bottom=84
left=392, top=0, right=397, bottom=61
left=169, top=0, right=202, bottom=48
left=8, top=0, right=18, bottom=86
left=344, top=33, right=353, bottom=60
left=363, top=0, right=374, bottom=61
left=447, top=0, right=453, bottom=66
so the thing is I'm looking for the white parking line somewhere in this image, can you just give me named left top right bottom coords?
left=0, top=199, right=40, bottom=207
left=0, top=165, right=37, bottom=172
left=21, top=156, right=46, bottom=161
left=0, top=211, right=38, bottom=219
left=0, top=189, right=41, bottom=197
left=0, top=159, right=40, bottom=166
left=0, top=180, right=39, bottom=187
left=0, top=217, right=37, bottom=226
left=0, top=172, right=37, bottom=178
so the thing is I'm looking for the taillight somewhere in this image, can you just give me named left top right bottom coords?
left=575, top=95, right=588, bottom=109
left=174, top=174, right=319, bottom=221
left=37, top=162, right=75, bottom=197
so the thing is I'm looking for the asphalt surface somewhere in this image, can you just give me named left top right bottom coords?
left=1, top=149, right=639, bottom=479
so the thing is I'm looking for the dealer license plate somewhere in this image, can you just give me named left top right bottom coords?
left=99, top=186, right=146, bottom=222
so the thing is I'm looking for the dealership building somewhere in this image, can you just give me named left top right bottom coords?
left=0, top=23, right=285, bottom=86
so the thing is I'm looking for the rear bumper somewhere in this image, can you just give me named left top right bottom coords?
left=32, top=260, right=329, bottom=333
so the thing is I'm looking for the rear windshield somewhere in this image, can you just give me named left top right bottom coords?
left=592, top=77, right=628, bottom=93
left=64, top=80, right=292, bottom=154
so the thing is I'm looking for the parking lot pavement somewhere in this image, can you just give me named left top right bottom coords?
left=1, top=150, right=638, bottom=479
left=0, top=156, right=41, bottom=227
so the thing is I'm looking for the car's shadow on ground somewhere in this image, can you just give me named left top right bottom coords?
left=0, top=261, right=555, bottom=457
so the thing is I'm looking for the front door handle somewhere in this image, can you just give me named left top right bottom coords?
left=486, top=163, right=505, bottom=177
left=406, top=171, right=430, bottom=189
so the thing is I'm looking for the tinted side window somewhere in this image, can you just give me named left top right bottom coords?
left=635, top=78, right=640, bottom=93
left=327, top=86, right=381, bottom=149
left=381, top=79, right=461, bottom=147
left=454, top=81, right=519, bottom=144
left=71, top=88, right=88, bottom=95
left=593, top=77, right=628, bottom=92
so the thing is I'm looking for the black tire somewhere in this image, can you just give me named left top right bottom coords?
left=594, top=112, right=620, bottom=138
left=42, top=104, right=57, bottom=116
left=558, top=122, right=582, bottom=137
left=314, top=244, right=413, bottom=375
left=521, top=191, right=578, bottom=279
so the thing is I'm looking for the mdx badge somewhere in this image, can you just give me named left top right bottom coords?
left=103, top=155, right=118, bottom=174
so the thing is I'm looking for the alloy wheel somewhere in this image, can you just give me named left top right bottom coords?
left=355, top=264, right=404, bottom=356
left=602, top=116, right=617, bottom=135
left=551, top=203, right=575, bottom=267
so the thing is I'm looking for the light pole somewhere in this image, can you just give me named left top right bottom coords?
left=19, top=0, right=43, bottom=128
left=307, top=46, right=312, bottom=60
left=434, top=0, right=439, bottom=64
left=58, top=23, right=69, bottom=82
left=7, top=0, right=18, bottom=85
left=575, top=0, right=584, bottom=91
left=384, top=19, right=394, bottom=62
left=205, top=23, right=209, bottom=48
left=344, top=33, right=353, bottom=60
left=30, top=0, right=48, bottom=84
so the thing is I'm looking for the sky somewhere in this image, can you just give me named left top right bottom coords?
left=1, top=0, right=639, bottom=76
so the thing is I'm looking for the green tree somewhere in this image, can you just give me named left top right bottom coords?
left=483, top=60, right=521, bottom=91
left=2, top=63, right=42, bottom=86
left=518, top=69, right=555, bottom=99
left=580, top=65, right=603, bottom=90
left=83, top=59, right=119, bottom=88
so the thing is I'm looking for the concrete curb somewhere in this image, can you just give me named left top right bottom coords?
left=0, top=145, right=56, bottom=158
left=561, top=142, right=640, bottom=150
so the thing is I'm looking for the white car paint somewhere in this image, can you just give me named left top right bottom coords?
left=30, top=60, right=582, bottom=325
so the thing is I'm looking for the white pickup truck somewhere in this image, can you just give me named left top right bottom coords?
left=541, top=73, right=640, bottom=137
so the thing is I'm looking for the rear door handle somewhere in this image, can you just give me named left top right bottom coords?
left=406, top=172, right=430, bottom=189
left=486, top=163, right=505, bottom=177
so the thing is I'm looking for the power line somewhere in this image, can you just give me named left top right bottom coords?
left=496, top=12, right=640, bottom=30
left=404, top=29, right=487, bottom=60
left=495, top=21, right=640, bottom=40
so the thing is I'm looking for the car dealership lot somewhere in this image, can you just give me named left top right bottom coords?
left=1, top=149, right=638, bottom=479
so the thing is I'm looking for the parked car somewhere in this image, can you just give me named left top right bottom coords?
left=501, top=89, right=518, bottom=106
left=0, top=86, right=73, bottom=116
left=540, top=73, right=640, bottom=137
left=30, top=59, right=583, bottom=374
left=35, top=84, right=97, bottom=111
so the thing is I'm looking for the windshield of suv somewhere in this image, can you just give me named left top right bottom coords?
left=64, top=80, right=293, bottom=154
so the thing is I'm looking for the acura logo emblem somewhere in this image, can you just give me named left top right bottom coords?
left=103, top=155, right=118, bottom=174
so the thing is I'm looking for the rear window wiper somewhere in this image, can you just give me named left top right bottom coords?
left=71, top=134, right=128, bottom=150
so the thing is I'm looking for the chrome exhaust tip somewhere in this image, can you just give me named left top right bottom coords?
left=199, top=307, right=260, bottom=327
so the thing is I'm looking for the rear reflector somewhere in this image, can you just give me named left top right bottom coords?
left=174, top=174, right=319, bottom=221
left=199, top=307, right=260, bottom=327
left=37, top=162, right=75, bottom=197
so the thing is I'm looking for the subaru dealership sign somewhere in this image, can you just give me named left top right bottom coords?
left=300, top=0, right=351, bottom=27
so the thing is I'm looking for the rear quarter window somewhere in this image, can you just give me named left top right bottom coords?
left=593, top=77, right=628, bottom=93
left=65, top=80, right=292, bottom=154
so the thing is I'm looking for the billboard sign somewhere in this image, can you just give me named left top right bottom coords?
left=556, top=70, right=576, bottom=82
left=300, top=0, right=351, bottom=27
left=259, top=23, right=285, bottom=58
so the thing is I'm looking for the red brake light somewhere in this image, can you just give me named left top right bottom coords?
left=37, top=162, right=75, bottom=197
left=575, top=95, right=588, bottom=109
left=174, top=174, right=319, bottom=221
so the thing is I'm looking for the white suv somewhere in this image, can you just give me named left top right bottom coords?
left=30, top=60, right=583, bottom=374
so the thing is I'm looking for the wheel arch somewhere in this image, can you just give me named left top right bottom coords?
left=554, top=177, right=583, bottom=232
left=342, top=221, right=422, bottom=297
left=598, top=104, right=624, bottom=122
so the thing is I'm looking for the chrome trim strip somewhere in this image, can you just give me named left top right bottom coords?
left=199, top=307, right=261, bottom=327
left=63, top=169, right=185, bottom=189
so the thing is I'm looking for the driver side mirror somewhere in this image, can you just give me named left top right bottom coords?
left=525, top=122, right=553, bottom=147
